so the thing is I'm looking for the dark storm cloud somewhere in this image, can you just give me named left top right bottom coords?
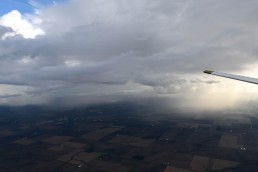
left=191, top=79, right=220, bottom=84
left=0, top=26, right=10, bottom=37
left=1, top=0, right=258, bottom=109
left=0, top=94, right=22, bottom=98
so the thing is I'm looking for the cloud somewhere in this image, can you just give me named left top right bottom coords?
left=0, top=94, right=22, bottom=98
left=0, top=0, right=258, bottom=113
left=0, top=10, right=44, bottom=39
left=191, top=79, right=220, bottom=84
left=0, top=26, right=11, bottom=37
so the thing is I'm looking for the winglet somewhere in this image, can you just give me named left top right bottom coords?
left=203, top=70, right=214, bottom=74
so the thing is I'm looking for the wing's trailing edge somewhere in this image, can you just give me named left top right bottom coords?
left=203, top=70, right=258, bottom=84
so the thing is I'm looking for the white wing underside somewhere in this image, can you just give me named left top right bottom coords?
left=203, top=70, right=258, bottom=84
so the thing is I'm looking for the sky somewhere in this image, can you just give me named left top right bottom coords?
left=1, top=0, right=258, bottom=114
left=0, top=0, right=67, bottom=15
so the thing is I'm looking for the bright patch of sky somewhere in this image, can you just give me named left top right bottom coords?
left=0, top=0, right=67, bottom=15
left=0, top=0, right=67, bottom=39
left=0, top=10, right=45, bottom=39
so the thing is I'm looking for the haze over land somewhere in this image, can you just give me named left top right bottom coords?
left=1, top=0, right=258, bottom=114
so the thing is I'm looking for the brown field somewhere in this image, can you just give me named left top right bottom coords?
left=48, top=145, right=73, bottom=152
left=144, top=151, right=193, bottom=169
left=163, top=166, right=194, bottom=172
left=211, top=159, right=238, bottom=170
left=109, top=135, right=155, bottom=147
left=218, top=135, right=239, bottom=149
left=69, top=159, right=83, bottom=166
left=190, top=156, right=210, bottom=171
left=82, top=126, right=123, bottom=140
left=13, top=138, right=36, bottom=145
left=58, top=150, right=100, bottom=164
left=0, top=130, right=15, bottom=136
left=42, top=136, right=74, bottom=144
left=172, top=153, right=194, bottom=169
left=57, top=150, right=84, bottom=162
left=60, top=141, right=86, bottom=149
left=73, top=152, right=101, bottom=163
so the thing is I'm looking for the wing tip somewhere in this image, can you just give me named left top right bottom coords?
left=203, top=70, right=214, bottom=74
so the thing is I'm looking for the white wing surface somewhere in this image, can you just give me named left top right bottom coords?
left=203, top=70, right=258, bottom=84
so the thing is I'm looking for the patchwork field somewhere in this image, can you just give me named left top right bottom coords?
left=190, top=156, right=210, bottom=171
left=211, top=159, right=238, bottom=170
left=42, top=136, right=74, bottom=144
left=13, top=137, right=36, bottom=145
left=82, top=126, right=123, bottom=140
left=109, top=135, right=155, bottom=147
left=218, top=134, right=240, bottom=149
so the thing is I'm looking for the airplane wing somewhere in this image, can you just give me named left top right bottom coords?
left=203, top=70, right=258, bottom=84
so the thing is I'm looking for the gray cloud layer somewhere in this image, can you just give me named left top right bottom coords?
left=1, top=0, right=258, bottom=112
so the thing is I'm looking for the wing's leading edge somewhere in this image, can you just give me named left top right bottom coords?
left=203, top=70, right=258, bottom=84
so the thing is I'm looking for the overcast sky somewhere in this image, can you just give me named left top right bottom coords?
left=1, top=0, right=258, bottom=113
